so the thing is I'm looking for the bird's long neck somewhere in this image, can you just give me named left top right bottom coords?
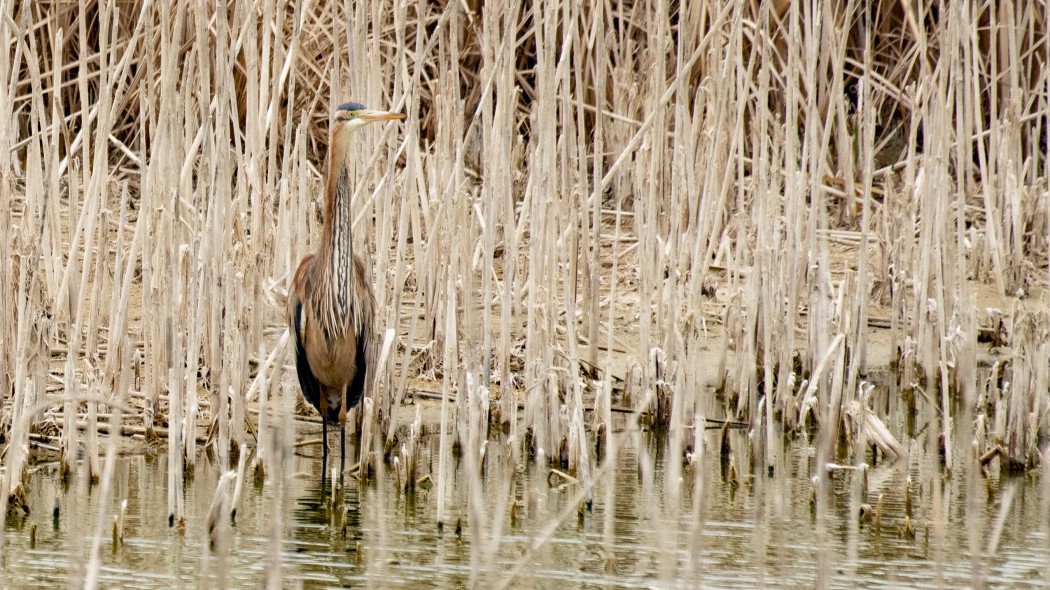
left=317, top=131, right=356, bottom=333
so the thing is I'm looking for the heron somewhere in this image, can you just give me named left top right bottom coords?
left=288, top=101, right=405, bottom=481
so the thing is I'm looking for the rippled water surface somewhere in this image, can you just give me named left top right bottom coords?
left=3, top=406, right=1049, bottom=588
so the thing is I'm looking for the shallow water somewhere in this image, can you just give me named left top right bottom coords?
left=3, top=407, right=1049, bottom=588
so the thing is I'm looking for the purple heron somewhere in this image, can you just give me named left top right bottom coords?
left=288, top=101, right=404, bottom=480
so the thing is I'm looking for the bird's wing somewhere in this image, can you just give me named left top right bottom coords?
left=345, top=254, right=376, bottom=410
left=292, top=301, right=324, bottom=412
left=344, top=322, right=369, bottom=409
left=289, top=256, right=323, bottom=413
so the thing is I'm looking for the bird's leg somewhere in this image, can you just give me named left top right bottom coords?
left=339, top=421, right=346, bottom=487
left=320, top=394, right=329, bottom=489
left=339, top=387, right=348, bottom=485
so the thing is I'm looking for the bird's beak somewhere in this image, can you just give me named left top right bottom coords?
left=360, top=109, right=406, bottom=122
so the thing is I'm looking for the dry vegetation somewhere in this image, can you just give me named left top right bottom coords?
left=1, top=0, right=1049, bottom=582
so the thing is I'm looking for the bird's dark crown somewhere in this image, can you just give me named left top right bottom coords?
left=337, top=101, right=366, bottom=112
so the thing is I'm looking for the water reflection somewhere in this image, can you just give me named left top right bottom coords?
left=2, top=412, right=1049, bottom=588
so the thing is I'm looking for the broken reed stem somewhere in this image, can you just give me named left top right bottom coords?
left=83, top=357, right=127, bottom=590
left=436, top=236, right=456, bottom=528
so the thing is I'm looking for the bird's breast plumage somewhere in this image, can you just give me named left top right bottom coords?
left=290, top=251, right=374, bottom=393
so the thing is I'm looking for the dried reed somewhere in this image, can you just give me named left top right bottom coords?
left=1, top=0, right=1049, bottom=586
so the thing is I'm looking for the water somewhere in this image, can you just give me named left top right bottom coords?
left=3, top=407, right=1049, bottom=588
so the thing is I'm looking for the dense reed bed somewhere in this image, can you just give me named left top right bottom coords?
left=1, top=0, right=1049, bottom=585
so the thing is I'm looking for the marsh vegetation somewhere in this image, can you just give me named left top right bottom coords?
left=1, top=0, right=1049, bottom=587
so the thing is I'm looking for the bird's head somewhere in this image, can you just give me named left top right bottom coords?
left=333, top=102, right=405, bottom=135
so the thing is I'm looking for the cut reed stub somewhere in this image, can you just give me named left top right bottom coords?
left=416, top=474, right=432, bottom=490
left=206, top=472, right=237, bottom=551
left=6, top=483, right=29, bottom=518
left=874, top=494, right=883, bottom=533
left=900, top=515, right=915, bottom=540
left=904, top=476, right=912, bottom=518
left=116, top=498, right=127, bottom=544
left=719, top=422, right=732, bottom=457
left=604, top=551, right=618, bottom=575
